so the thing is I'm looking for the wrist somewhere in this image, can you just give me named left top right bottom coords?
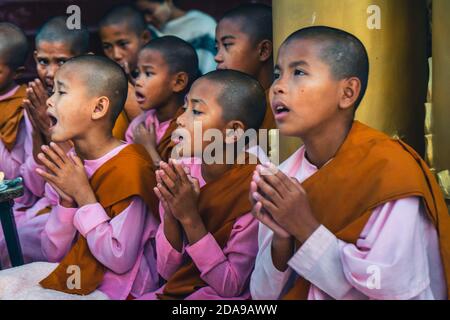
left=74, top=188, right=97, bottom=207
left=292, top=221, right=320, bottom=244
left=179, top=212, right=201, bottom=228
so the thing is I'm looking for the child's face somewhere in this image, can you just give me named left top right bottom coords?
left=215, top=18, right=260, bottom=76
left=270, top=39, right=341, bottom=137
left=134, top=48, right=174, bottom=111
left=100, top=22, right=146, bottom=75
left=173, top=78, right=227, bottom=158
left=136, top=0, right=172, bottom=30
left=34, top=41, right=74, bottom=92
left=0, top=61, right=16, bottom=95
left=46, top=67, right=96, bottom=142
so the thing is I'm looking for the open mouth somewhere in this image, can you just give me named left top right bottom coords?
left=135, top=90, right=146, bottom=104
left=47, top=112, right=58, bottom=129
left=273, top=103, right=290, bottom=115
left=171, top=129, right=185, bottom=145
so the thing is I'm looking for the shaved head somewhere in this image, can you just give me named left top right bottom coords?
left=0, top=23, right=29, bottom=68
left=59, top=55, right=128, bottom=124
left=142, top=36, right=199, bottom=90
left=284, top=26, right=369, bottom=108
left=200, top=69, right=266, bottom=131
left=221, top=4, right=272, bottom=45
left=36, top=16, right=90, bottom=55
left=99, top=5, right=147, bottom=36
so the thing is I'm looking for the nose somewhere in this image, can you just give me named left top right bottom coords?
left=112, top=46, right=123, bottom=62
left=46, top=93, right=55, bottom=109
left=46, top=64, right=58, bottom=80
left=135, top=73, right=143, bottom=88
left=272, top=77, right=286, bottom=95
left=176, top=109, right=187, bottom=127
left=214, top=49, right=223, bottom=65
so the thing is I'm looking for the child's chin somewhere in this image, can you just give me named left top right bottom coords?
left=139, top=104, right=156, bottom=111
left=49, top=132, right=67, bottom=143
left=278, top=124, right=302, bottom=137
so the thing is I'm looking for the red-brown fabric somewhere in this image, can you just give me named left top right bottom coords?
left=40, top=144, right=157, bottom=295
left=283, top=121, right=450, bottom=299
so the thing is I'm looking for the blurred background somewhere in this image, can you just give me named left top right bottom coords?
left=0, top=0, right=271, bottom=82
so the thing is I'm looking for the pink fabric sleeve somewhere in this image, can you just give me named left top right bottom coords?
left=41, top=203, right=78, bottom=262
left=73, top=196, right=147, bottom=274
left=0, top=121, right=25, bottom=180
left=185, top=213, right=258, bottom=298
left=19, top=111, right=45, bottom=198
left=155, top=204, right=185, bottom=280
left=157, top=208, right=258, bottom=298
left=288, top=197, right=442, bottom=300
left=125, top=112, right=148, bottom=143
left=250, top=221, right=293, bottom=300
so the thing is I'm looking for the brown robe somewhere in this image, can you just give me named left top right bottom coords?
left=112, top=111, right=129, bottom=141
left=40, top=144, right=158, bottom=295
left=283, top=121, right=450, bottom=299
left=260, top=89, right=276, bottom=130
left=0, top=85, right=26, bottom=151
left=157, top=154, right=257, bottom=300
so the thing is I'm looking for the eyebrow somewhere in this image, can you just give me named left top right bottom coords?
left=274, top=60, right=310, bottom=71
left=56, top=80, right=67, bottom=89
left=289, top=60, right=310, bottom=68
left=140, top=64, right=155, bottom=69
left=190, top=98, right=206, bottom=105
left=220, top=35, right=236, bottom=42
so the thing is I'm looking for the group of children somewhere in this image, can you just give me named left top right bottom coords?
left=0, top=3, right=448, bottom=300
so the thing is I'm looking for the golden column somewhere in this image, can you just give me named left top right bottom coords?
left=272, top=0, right=428, bottom=162
left=431, top=0, right=450, bottom=206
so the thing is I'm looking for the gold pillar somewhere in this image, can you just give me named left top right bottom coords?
left=273, top=0, right=428, bottom=162
left=431, top=0, right=450, bottom=205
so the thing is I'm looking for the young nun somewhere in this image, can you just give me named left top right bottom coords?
left=215, top=4, right=275, bottom=130
left=250, top=26, right=450, bottom=300
left=125, top=36, right=199, bottom=167
left=0, top=22, right=45, bottom=209
left=99, top=4, right=152, bottom=138
left=0, top=18, right=90, bottom=267
left=138, top=70, right=266, bottom=300
left=0, top=55, right=160, bottom=300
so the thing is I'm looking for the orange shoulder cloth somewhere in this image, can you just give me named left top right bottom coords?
left=112, top=111, right=129, bottom=141
left=157, top=154, right=257, bottom=300
left=0, top=85, right=26, bottom=151
left=156, top=107, right=184, bottom=162
left=40, top=144, right=158, bottom=295
left=283, top=121, right=450, bottom=299
left=260, top=89, right=276, bottom=130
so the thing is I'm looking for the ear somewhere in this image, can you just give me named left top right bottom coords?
left=140, top=29, right=151, bottom=45
left=258, top=39, right=273, bottom=63
left=33, top=50, right=38, bottom=64
left=224, top=120, right=246, bottom=144
left=171, top=71, right=189, bottom=93
left=13, top=66, right=25, bottom=80
left=91, top=96, right=111, bottom=121
left=339, top=77, right=361, bottom=111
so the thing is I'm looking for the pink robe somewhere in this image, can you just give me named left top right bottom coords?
left=40, top=143, right=159, bottom=299
left=250, top=146, right=447, bottom=300
left=0, top=85, right=46, bottom=208
left=125, top=109, right=171, bottom=144
left=138, top=161, right=259, bottom=300
left=1, top=109, right=170, bottom=268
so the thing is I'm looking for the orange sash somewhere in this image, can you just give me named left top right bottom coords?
left=283, top=121, right=450, bottom=299
left=0, top=85, right=26, bottom=151
left=157, top=154, right=257, bottom=299
left=40, top=144, right=158, bottom=295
